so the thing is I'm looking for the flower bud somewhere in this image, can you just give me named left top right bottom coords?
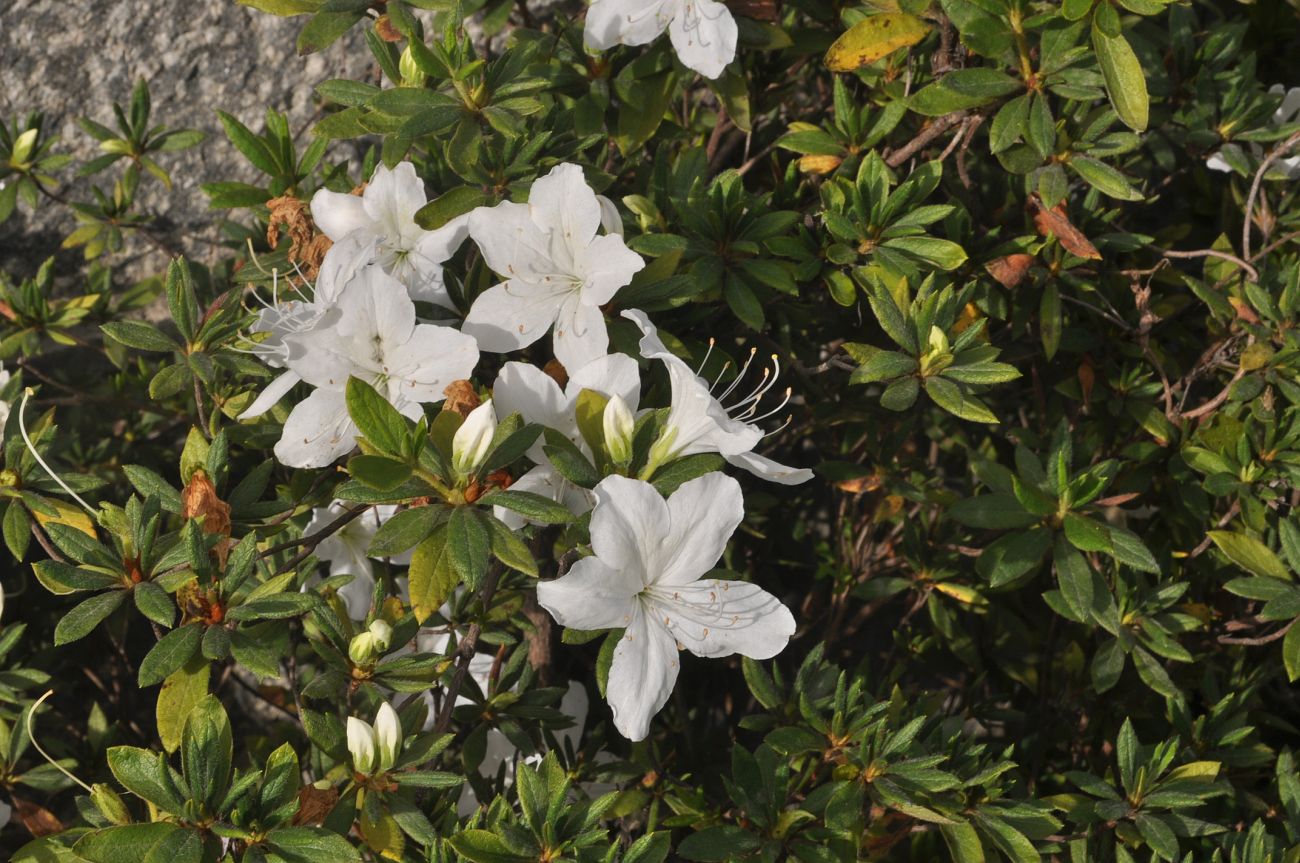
left=346, top=716, right=377, bottom=775
left=374, top=701, right=402, bottom=771
left=398, top=46, right=426, bottom=88
left=603, top=394, right=635, bottom=465
left=348, top=632, right=378, bottom=667
left=452, top=398, right=496, bottom=475
left=367, top=619, right=392, bottom=653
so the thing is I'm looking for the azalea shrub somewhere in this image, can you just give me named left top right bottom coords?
left=3, top=0, right=1300, bottom=860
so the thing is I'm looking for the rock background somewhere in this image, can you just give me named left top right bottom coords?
left=0, top=0, right=378, bottom=280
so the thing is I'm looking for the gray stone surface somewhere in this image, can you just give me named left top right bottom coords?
left=0, top=0, right=377, bottom=279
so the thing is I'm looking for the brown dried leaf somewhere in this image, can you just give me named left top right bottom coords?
left=543, top=359, right=569, bottom=390
left=13, top=797, right=63, bottom=837
left=293, top=784, right=339, bottom=826
left=374, top=14, right=402, bottom=42
left=985, top=253, right=1035, bottom=289
left=1029, top=196, right=1101, bottom=260
left=727, top=0, right=780, bottom=21
left=182, top=470, right=231, bottom=538
left=1078, top=354, right=1096, bottom=406
left=835, top=473, right=882, bottom=494
left=442, top=380, right=481, bottom=417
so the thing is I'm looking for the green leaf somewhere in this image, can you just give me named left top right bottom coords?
left=72, top=823, right=186, bottom=863
left=1092, top=26, right=1149, bottom=132
left=486, top=516, right=537, bottom=577
left=940, top=823, right=986, bottom=863
left=216, top=111, right=278, bottom=176
left=369, top=505, right=446, bottom=557
left=409, top=523, right=460, bottom=623
left=448, top=829, right=534, bottom=863
left=1069, top=155, right=1144, bottom=200
left=478, top=490, right=574, bottom=525
left=181, top=695, right=232, bottom=810
left=133, top=582, right=175, bottom=628
left=926, top=376, right=999, bottom=423
left=1207, top=531, right=1290, bottom=580
left=297, top=10, right=362, bottom=54
left=101, top=321, right=179, bottom=353
left=347, top=454, right=413, bottom=491
left=345, top=377, right=409, bottom=457
left=106, top=747, right=184, bottom=812
left=414, top=186, right=491, bottom=231
left=678, top=826, right=763, bottom=861
left=54, top=590, right=127, bottom=645
left=447, top=507, right=490, bottom=589
left=138, top=624, right=202, bottom=687
left=265, top=827, right=364, bottom=862
left=910, top=69, right=1022, bottom=115
left=1283, top=622, right=1300, bottom=682
left=948, top=494, right=1038, bottom=529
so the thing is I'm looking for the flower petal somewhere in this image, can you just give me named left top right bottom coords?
left=462, top=281, right=567, bottom=355
left=552, top=293, right=609, bottom=373
left=405, top=214, right=471, bottom=308
left=589, top=475, right=670, bottom=578
left=578, top=232, right=644, bottom=307
left=311, top=189, right=372, bottom=241
left=468, top=201, right=557, bottom=286
left=605, top=605, right=680, bottom=741
left=384, top=324, right=480, bottom=404
left=362, top=161, right=427, bottom=243
left=657, top=472, right=744, bottom=586
left=724, top=450, right=814, bottom=485
left=567, top=352, right=642, bottom=415
left=528, top=163, right=602, bottom=253
left=585, top=0, right=676, bottom=50
left=274, top=389, right=358, bottom=468
left=667, top=0, right=737, bottom=79
left=494, top=363, right=569, bottom=461
left=536, top=556, right=641, bottom=631
left=652, top=577, right=795, bottom=660
left=239, top=370, right=300, bottom=420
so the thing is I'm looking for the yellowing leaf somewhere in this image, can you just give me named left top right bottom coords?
left=157, top=655, right=210, bottom=753
left=825, top=14, right=930, bottom=72
left=32, top=499, right=96, bottom=538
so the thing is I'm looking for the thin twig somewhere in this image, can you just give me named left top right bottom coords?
left=1181, top=367, right=1246, bottom=421
left=885, top=111, right=967, bottom=168
left=1160, top=248, right=1258, bottom=282
left=433, top=563, right=504, bottom=735
left=270, top=505, right=370, bottom=575
left=1242, top=128, right=1300, bottom=262
left=1218, top=617, right=1296, bottom=646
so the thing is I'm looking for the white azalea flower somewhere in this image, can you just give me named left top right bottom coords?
left=311, top=161, right=470, bottom=308
left=536, top=473, right=796, bottom=741
left=623, top=309, right=813, bottom=485
left=463, top=164, right=645, bottom=372
left=306, top=501, right=413, bottom=619
left=585, top=0, right=739, bottom=80
left=491, top=353, right=641, bottom=526
left=272, top=264, right=479, bottom=468
left=1207, top=85, right=1300, bottom=179
left=347, top=716, right=378, bottom=775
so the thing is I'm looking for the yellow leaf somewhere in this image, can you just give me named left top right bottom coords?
left=32, top=499, right=96, bottom=538
left=1165, top=761, right=1221, bottom=783
left=157, top=655, right=210, bottom=753
left=825, top=13, right=930, bottom=73
left=360, top=809, right=405, bottom=861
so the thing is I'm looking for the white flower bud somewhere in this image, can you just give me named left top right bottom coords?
left=374, top=702, right=402, bottom=771
left=347, top=631, right=377, bottom=667
left=346, top=717, right=377, bottom=775
left=367, top=619, right=393, bottom=653
left=398, top=45, right=426, bottom=88
left=603, top=394, right=635, bottom=465
left=452, top=398, right=497, bottom=475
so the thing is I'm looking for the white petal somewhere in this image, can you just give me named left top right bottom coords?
left=374, top=702, right=402, bottom=770
left=468, top=201, right=559, bottom=286
left=385, top=324, right=480, bottom=404
left=536, top=556, right=641, bottom=631
left=494, top=363, right=569, bottom=463
left=347, top=717, right=378, bottom=774
left=567, top=352, right=642, bottom=413
left=724, top=450, right=814, bottom=485
left=314, top=235, right=377, bottom=306
left=529, top=163, right=602, bottom=253
left=605, top=605, right=680, bottom=741
left=667, top=0, right=738, bottom=79
left=596, top=195, right=625, bottom=237
left=1272, top=85, right=1300, bottom=125
left=588, top=475, right=670, bottom=577
left=585, top=0, right=675, bottom=49
left=335, top=568, right=376, bottom=620
left=274, top=389, right=358, bottom=468
left=657, top=472, right=744, bottom=586
left=1205, top=151, right=1232, bottom=173
left=406, top=214, right=471, bottom=308
left=362, top=162, right=427, bottom=242
left=552, top=293, right=609, bottom=373
left=578, top=232, right=644, bottom=306
left=462, top=281, right=567, bottom=355
left=621, top=308, right=675, bottom=361
left=239, top=370, right=300, bottom=420
left=311, top=188, right=372, bottom=241
left=652, top=577, right=795, bottom=660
